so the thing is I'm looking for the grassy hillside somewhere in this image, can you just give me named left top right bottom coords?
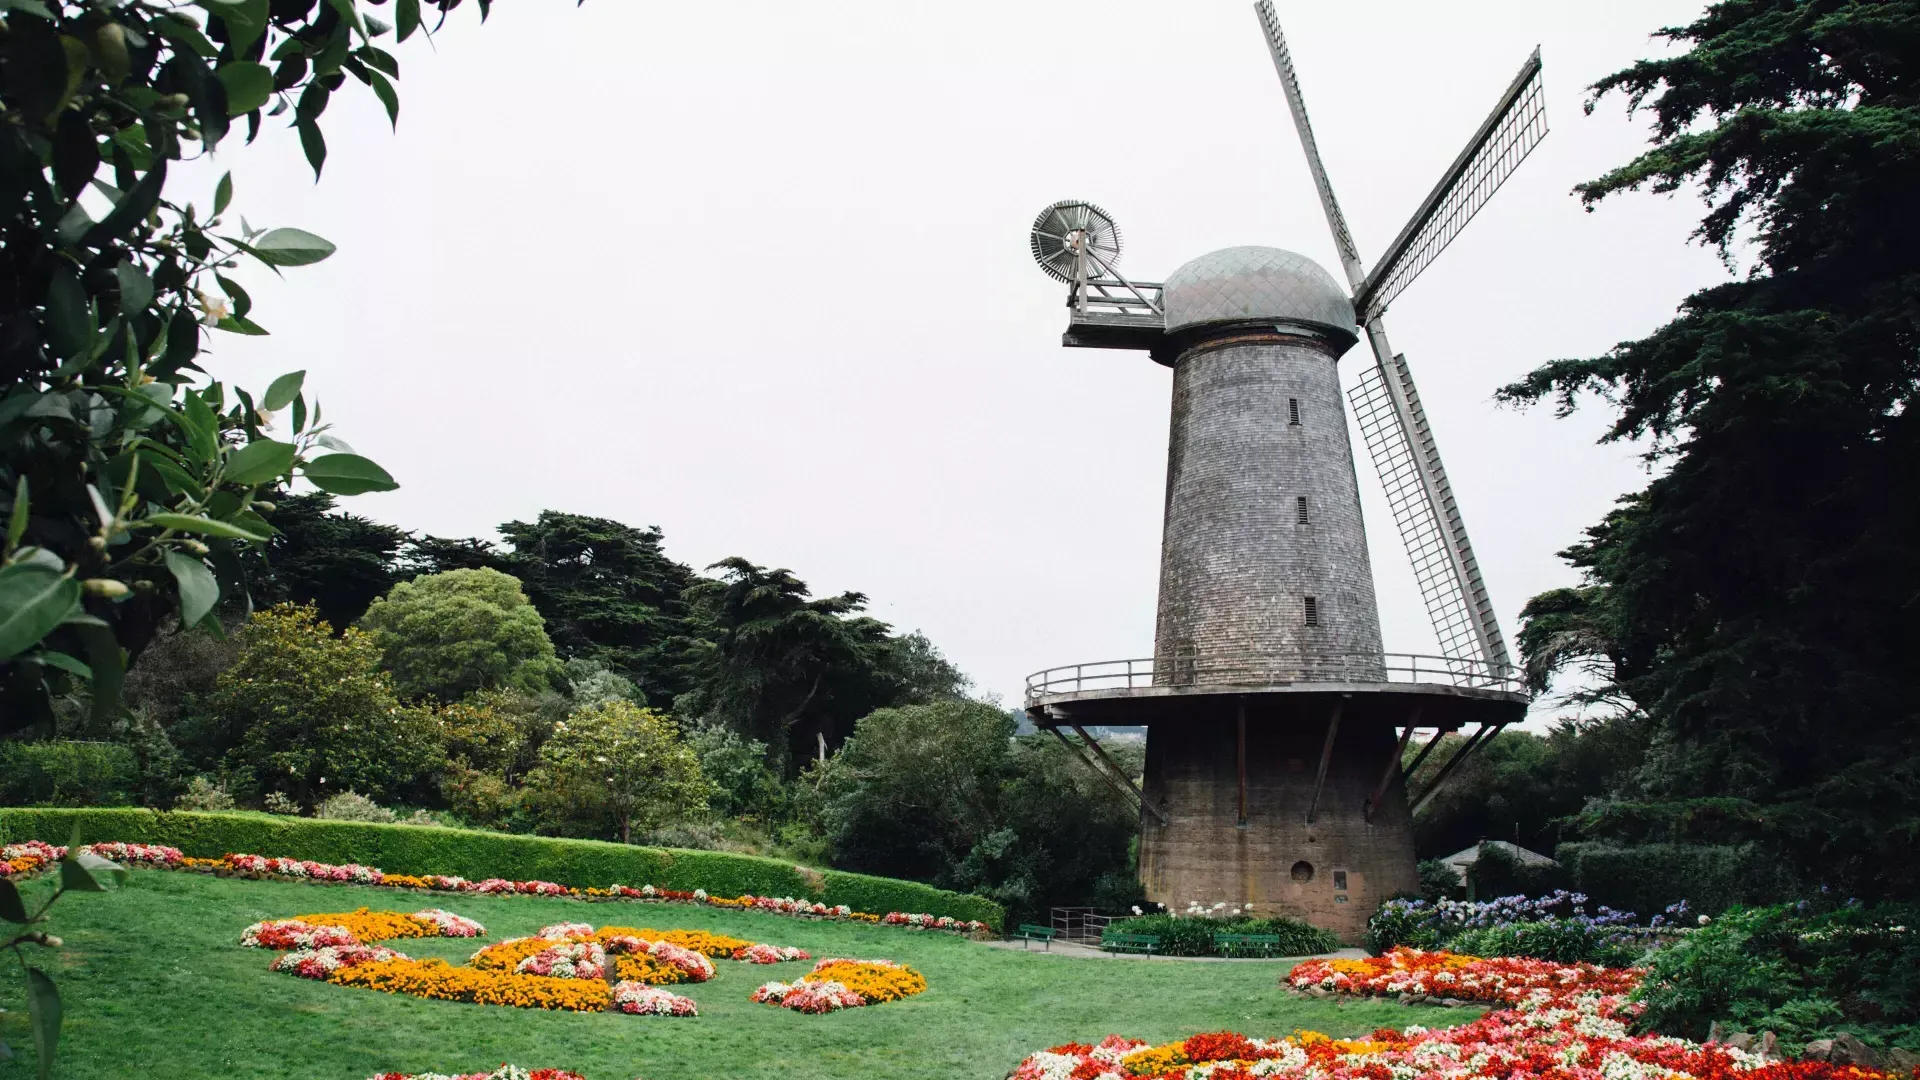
left=0, top=871, right=1458, bottom=1080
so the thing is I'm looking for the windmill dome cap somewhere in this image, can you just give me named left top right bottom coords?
left=1162, top=246, right=1356, bottom=337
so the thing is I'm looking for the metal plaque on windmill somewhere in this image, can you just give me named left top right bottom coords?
left=1016, top=3, right=1541, bottom=943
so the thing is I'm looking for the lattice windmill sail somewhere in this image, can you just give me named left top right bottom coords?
left=1254, top=1, right=1546, bottom=675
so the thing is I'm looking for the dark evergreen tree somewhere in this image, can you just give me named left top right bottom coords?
left=1501, top=0, right=1920, bottom=897
left=493, top=512, right=697, bottom=706
left=258, top=493, right=409, bottom=631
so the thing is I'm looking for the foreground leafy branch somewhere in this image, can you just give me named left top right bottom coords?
left=0, top=0, right=551, bottom=730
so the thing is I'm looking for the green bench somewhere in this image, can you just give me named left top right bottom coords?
left=1214, top=932, right=1284, bottom=957
left=1014, top=924, right=1058, bottom=950
left=1101, top=931, right=1160, bottom=956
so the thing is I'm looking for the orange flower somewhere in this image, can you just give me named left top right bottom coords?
left=330, top=957, right=610, bottom=1011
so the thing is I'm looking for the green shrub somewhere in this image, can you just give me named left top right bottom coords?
left=1417, top=858, right=1462, bottom=902
left=1632, top=903, right=1920, bottom=1052
left=1103, top=913, right=1338, bottom=957
left=173, top=776, right=234, bottom=811
left=0, top=741, right=137, bottom=806
left=1557, top=842, right=1798, bottom=916
left=1449, top=919, right=1648, bottom=967
left=0, top=807, right=1003, bottom=928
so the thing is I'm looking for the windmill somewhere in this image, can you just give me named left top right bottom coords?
left=1016, top=5, right=1543, bottom=941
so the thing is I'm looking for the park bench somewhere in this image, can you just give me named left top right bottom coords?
left=1101, top=931, right=1160, bottom=956
left=1014, top=924, right=1058, bottom=950
left=1213, top=932, right=1283, bottom=958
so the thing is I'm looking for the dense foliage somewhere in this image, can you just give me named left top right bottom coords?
left=358, top=568, right=562, bottom=702
left=198, top=603, right=440, bottom=807
left=1502, top=0, right=1920, bottom=898
left=1408, top=720, right=1647, bottom=859
left=1632, top=902, right=1920, bottom=1052
left=524, top=700, right=709, bottom=844
left=1101, top=912, right=1338, bottom=958
left=817, top=700, right=1142, bottom=927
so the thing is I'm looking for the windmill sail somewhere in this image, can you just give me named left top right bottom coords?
left=1253, top=0, right=1535, bottom=672
left=1348, top=354, right=1508, bottom=668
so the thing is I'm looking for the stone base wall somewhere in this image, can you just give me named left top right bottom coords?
left=1136, top=696, right=1418, bottom=943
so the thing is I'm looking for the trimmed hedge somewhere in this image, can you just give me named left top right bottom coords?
left=0, top=808, right=1003, bottom=929
left=1555, top=841, right=1798, bottom=917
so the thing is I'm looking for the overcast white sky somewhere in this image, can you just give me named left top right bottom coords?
left=200, top=0, right=1719, bottom=716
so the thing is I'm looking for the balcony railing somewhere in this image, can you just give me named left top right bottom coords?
left=1024, top=651, right=1527, bottom=706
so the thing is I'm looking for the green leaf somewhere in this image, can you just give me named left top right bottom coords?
left=214, top=171, right=234, bottom=215
left=0, top=564, right=80, bottom=660
left=367, top=69, right=399, bottom=130
left=300, top=453, right=398, bottom=495
left=216, top=61, right=275, bottom=116
left=35, top=650, right=92, bottom=679
left=252, top=228, right=336, bottom=267
left=58, top=856, right=106, bottom=893
left=196, top=0, right=269, bottom=57
left=214, top=274, right=253, bottom=319
left=114, top=260, right=154, bottom=314
left=223, top=438, right=297, bottom=486
left=326, top=0, right=368, bottom=41
left=27, top=967, right=59, bottom=1080
left=75, top=852, right=128, bottom=885
left=44, top=269, right=90, bottom=361
left=139, top=513, right=269, bottom=542
left=52, top=111, right=100, bottom=200
left=0, top=878, right=26, bottom=923
left=261, top=371, right=305, bottom=412
left=164, top=549, right=220, bottom=627
left=215, top=315, right=269, bottom=336
left=150, top=12, right=220, bottom=59
left=296, top=116, right=326, bottom=180
left=6, top=476, right=28, bottom=554
left=181, top=392, right=219, bottom=464
left=396, top=0, right=420, bottom=40
left=84, top=153, right=166, bottom=248
left=5, top=0, right=55, bottom=16
left=68, top=615, right=125, bottom=723
left=143, top=455, right=205, bottom=499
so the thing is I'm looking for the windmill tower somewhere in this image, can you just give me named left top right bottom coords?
left=1022, top=4, right=1543, bottom=940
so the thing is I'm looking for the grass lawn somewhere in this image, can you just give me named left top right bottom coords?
left=0, top=870, right=1470, bottom=1079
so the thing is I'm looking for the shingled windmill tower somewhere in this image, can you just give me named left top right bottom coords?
left=1021, top=5, right=1543, bottom=940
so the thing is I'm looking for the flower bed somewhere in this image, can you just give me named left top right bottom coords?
left=514, top=942, right=606, bottom=980
left=611, top=981, right=698, bottom=1016
left=1011, top=950, right=1912, bottom=1080
left=0, top=839, right=986, bottom=936
left=243, top=909, right=486, bottom=949
left=750, top=958, right=926, bottom=1013
left=734, top=943, right=811, bottom=964
left=369, top=1066, right=583, bottom=1080
left=1288, top=946, right=1643, bottom=1007
left=332, top=957, right=612, bottom=1012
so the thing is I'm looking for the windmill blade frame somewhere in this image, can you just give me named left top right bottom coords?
left=1252, top=0, right=1525, bottom=673
left=1353, top=49, right=1547, bottom=320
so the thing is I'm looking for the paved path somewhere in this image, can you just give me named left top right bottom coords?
left=980, top=938, right=1367, bottom=962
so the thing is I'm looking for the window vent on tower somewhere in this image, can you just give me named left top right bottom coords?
left=1288, top=398, right=1301, bottom=425
left=1296, top=496, right=1310, bottom=524
left=1304, top=596, right=1319, bottom=627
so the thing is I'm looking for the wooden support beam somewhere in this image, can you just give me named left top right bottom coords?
left=1236, top=697, right=1248, bottom=827
left=1051, top=725, right=1170, bottom=826
left=1400, top=725, right=1445, bottom=787
left=1304, top=701, right=1343, bottom=825
left=1408, top=721, right=1505, bottom=817
left=1365, top=711, right=1419, bottom=823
